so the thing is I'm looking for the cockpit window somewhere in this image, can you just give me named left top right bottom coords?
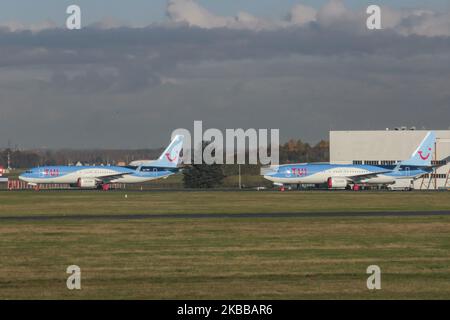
left=25, top=170, right=33, bottom=174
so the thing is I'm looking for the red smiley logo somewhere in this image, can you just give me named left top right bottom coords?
left=418, top=148, right=432, bottom=160
left=165, top=152, right=177, bottom=162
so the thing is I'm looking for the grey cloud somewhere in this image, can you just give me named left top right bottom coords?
left=1, top=0, right=449, bottom=37
left=1, top=26, right=449, bottom=67
left=165, top=0, right=450, bottom=37
left=0, top=7, right=449, bottom=148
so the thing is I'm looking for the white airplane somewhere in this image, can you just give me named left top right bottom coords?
left=19, top=135, right=184, bottom=190
left=263, top=131, right=439, bottom=190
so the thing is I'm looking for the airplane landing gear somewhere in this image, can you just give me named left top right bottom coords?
left=97, top=184, right=110, bottom=191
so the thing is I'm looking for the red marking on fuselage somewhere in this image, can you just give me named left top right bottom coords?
left=43, top=168, right=59, bottom=177
left=292, top=167, right=307, bottom=177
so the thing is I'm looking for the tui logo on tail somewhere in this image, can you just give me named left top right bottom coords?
left=418, top=148, right=432, bottom=160
left=398, top=131, right=435, bottom=167
left=165, top=152, right=178, bottom=163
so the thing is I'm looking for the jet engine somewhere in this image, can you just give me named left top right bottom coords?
left=77, top=178, right=97, bottom=188
left=327, top=177, right=348, bottom=189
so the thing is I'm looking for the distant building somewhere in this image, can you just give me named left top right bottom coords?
left=330, top=130, right=450, bottom=190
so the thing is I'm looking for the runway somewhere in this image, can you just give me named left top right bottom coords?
left=1, top=211, right=450, bottom=221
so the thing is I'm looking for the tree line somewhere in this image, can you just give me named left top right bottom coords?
left=0, top=139, right=329, bottom=172
left=0, top=148, right=163, bottom=169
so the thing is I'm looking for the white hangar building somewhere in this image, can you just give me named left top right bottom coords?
left=330, top=129, right=450, bottom=190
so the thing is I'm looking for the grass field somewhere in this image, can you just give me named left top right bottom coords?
left=1, top=191, right=450, bottom=299
left=1, top=190, right=450, bottom=216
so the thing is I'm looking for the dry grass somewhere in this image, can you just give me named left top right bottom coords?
left=0, top=190, right=450, bottom=216
left=1, top=216, right=450, bottom=299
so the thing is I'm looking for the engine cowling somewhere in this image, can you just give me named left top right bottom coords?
left=77, top=178, right=97, bottom=188
left=327, top=177, right=348, bottom=189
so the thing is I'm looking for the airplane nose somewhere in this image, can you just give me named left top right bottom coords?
left=263, top=175, right=276, bottom=181
left=261, top=166, right=278, bottom=176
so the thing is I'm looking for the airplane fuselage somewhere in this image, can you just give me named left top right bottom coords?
left=264, top=163, right=430, bottom=186
left=19, top=165, right=178, bottom=186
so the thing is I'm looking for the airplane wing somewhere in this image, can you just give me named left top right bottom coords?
left=96, top=172, right=134, bottom=183
left=346, top=171, right=393, bottom=182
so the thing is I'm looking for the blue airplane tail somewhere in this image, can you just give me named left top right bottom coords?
left=399, top=131, right=435, bottom=167
left=151, top=135, right=184, bottom=168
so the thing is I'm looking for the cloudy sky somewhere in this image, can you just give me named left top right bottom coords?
left=0, top=0, right=449, bottom=148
